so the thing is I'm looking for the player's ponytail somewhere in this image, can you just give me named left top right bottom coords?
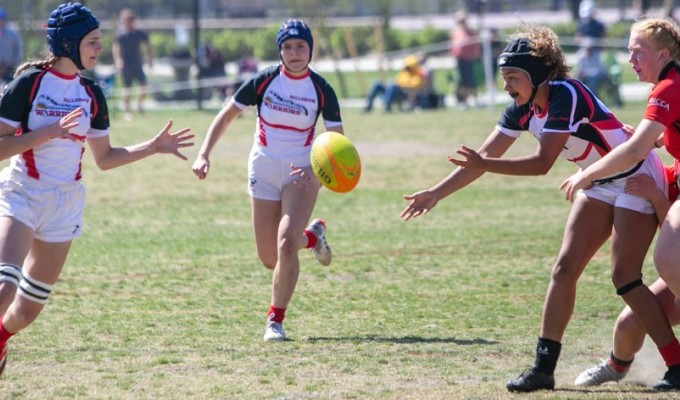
left=14, top=56, right=59, bottom=78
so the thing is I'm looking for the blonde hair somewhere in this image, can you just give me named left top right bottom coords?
left=508, top=23, right=571, bottom=79
left=631, top=17, right=680, bottom=62
left=14, top=56, right=58, bottom=77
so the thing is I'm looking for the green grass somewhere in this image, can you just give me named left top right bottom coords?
left=0, top=103, right=674, bottom=399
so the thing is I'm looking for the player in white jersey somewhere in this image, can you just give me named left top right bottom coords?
left=192, top=19, right=344, bottom=342
left=0, top=2, right=193, bottom=377
left=401, top=24, right=680, bottom=392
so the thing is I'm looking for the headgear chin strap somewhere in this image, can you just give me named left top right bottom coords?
left=46, top=2, right=100, bottom=70
left=498, top=38, right=550, bottom=103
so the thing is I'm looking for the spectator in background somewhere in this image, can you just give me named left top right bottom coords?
left=112, top=8, right=153, bottom=121
left=0, top=8, right=23, bottom=84
left=364, top=54, right=427, bottom=113
left=576, top=1, right=606, bottom=48
left=227, top=53, right=259, bottom=97
left=575, top=38, right=609, bottom=97
left=489, top=27, right=504, bottom=82
left=450, top=10, right=481, bottom=109
left=197, top=42, right=226, bottom=100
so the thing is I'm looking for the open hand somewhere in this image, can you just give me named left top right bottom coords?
left=152, top=120, right=194, bottom=160
left=401, top=190, right=438, bottom=221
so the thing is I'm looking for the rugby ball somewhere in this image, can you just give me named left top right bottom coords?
left=310, top=131, right=361, bottom=193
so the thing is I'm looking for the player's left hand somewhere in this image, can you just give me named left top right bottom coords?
left=447, top=145, right=486, bottom=170
left=560, top=171, right=593, bottom=203
left=152, top=120, right=194, bottom=160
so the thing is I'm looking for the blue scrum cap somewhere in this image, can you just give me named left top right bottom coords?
left=497, top=38, right=550, bottom=88
left=46, top=2, right=100, bottom=70
left=276, top=19, right=313, bottom=58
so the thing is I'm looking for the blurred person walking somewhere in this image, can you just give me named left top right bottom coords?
left=450, top=10, right=482, bottom=109
left=112, top=8, right=153, bottom=121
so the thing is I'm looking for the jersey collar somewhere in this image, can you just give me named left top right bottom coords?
left=47, top=67, right=78, bottom=80
left=280, top=64, right=311, bottom=80
left=658, top=61, right=678, bottom=82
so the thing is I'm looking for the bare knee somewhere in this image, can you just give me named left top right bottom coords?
left=258, top=253, right=277, bottom=270
left=615, top=308, right=644, bottom=336
left=550, top=259, right=583, bottom=287
left=277, top=234, right=297, bottom=261
left=611, top=267, right=641, bottom=290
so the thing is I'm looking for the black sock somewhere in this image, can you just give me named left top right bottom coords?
left=534, top=337, right=561, bottom=374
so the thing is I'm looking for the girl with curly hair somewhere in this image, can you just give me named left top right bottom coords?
left=402, top=24, right=680, bottom=392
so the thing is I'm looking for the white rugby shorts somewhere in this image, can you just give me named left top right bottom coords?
left=247, top=145, right=316, bottom=201
left=580, top=151, right=666, bottom=215
left=0, top=170, right=85, bottom=242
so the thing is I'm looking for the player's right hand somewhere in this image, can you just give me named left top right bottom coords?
left=49, top=107, right=83, bottom=140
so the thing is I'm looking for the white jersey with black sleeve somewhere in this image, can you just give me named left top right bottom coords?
left=496, top=78, right=629, bottom=170
left=496, top=78, right=665, bottom=214
left=232, top=65, right=342, bottom=158
left=0, top=67, right=110, bottom=186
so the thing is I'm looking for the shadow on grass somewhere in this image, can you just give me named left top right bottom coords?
left=553, top=387, right=658, bottom=395
left=306, top=335, right=497, bottom=345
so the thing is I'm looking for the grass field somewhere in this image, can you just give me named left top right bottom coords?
left=1, top=102, right=677, bottom=399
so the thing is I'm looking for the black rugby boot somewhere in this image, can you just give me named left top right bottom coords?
left=653, top=365, right=680, bottom=391
left=507, top=368, right=555, bottom=392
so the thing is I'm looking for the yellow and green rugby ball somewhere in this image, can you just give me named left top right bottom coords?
left=310, top=131, right=361, bottom=193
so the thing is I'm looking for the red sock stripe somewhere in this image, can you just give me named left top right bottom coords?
left=0, top=318, right=15, bottom=348
left=659, top=338, right=680, bottom=367
left=268, top=306, right=286, bottom=323
left=607, top=359, right=629, bottom=373
left=304, top=229, right=317, bottom=249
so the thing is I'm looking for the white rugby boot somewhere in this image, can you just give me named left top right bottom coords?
left=263, top=320, right=286, bottom=342
left=575, top=360, right=628, bottom=386
left=306, top=219, right=332, bottom=266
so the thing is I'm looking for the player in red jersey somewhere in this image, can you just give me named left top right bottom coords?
left=563, top=17, right=680, bottom=390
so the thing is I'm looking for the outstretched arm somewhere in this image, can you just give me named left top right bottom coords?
left=401, top=129, right=515, bottom=221
left=88, top=120, right=194, bottom=170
